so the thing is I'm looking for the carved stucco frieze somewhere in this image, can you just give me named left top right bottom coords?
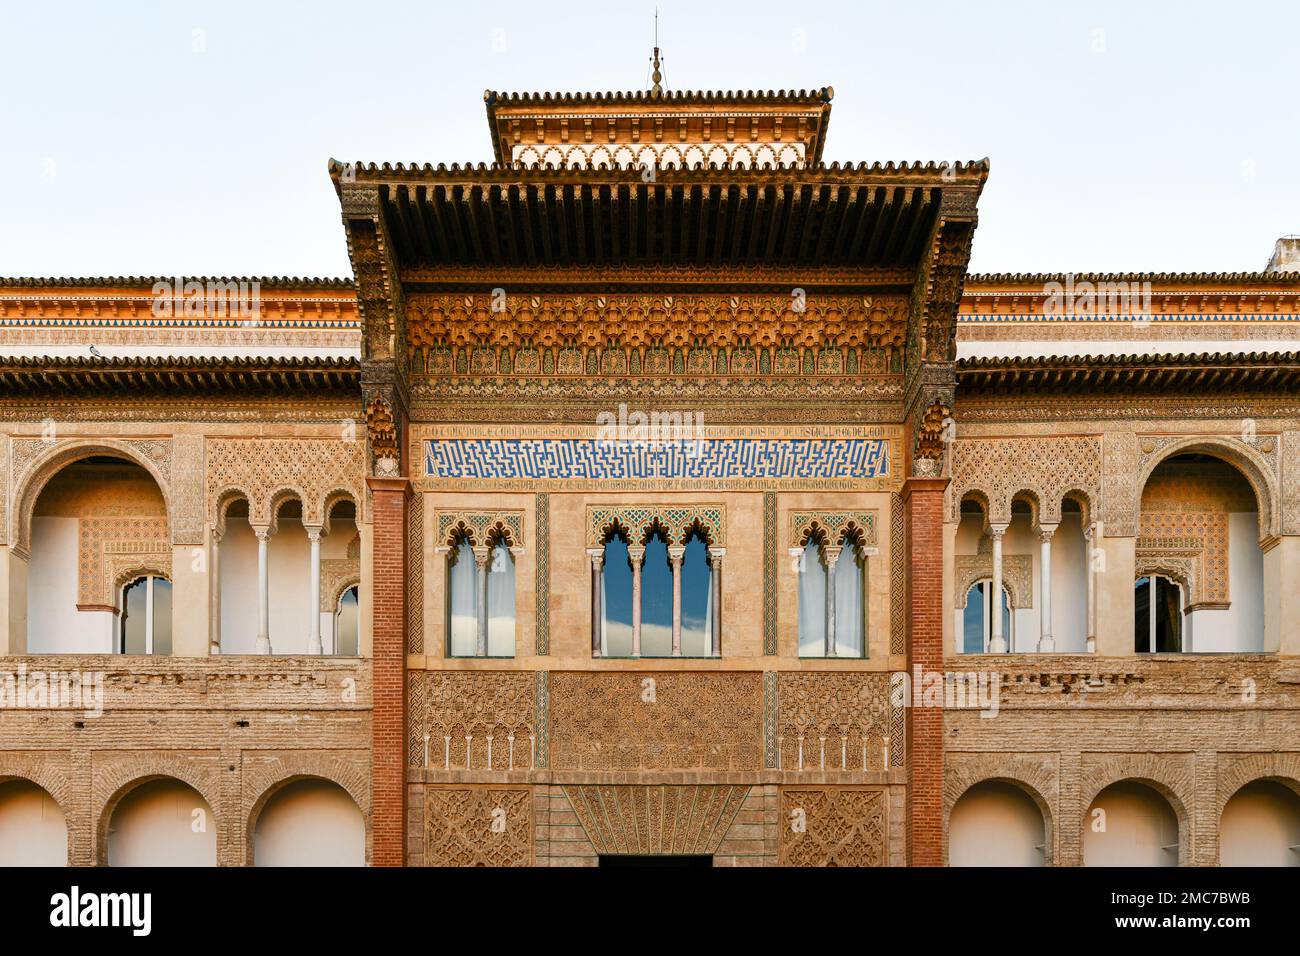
left=950, top=435, right=1101, bottom=526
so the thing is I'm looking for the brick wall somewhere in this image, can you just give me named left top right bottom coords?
left=904, top=477, right=947, bottom=865
left=368, top=478, right=408, bottom=865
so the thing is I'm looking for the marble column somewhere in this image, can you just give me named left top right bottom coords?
left=254, top=525, right=271, bottom=654
left=1084, top=522, right=1099, bottom=653
left=588, top=548, right=604, bottom=657
left=988, top=524, right=1008, bottom=653
left=708, top=547, right=725, bottom=657
left=668, top=545, right=685, bottom=656
left=209, top=528, right=222, bottom=655
left=306, top=526, right=323, bottom=654
left=473, top=545, right=490, bottom=656
left=1037, top=524, right=1057, bottom=653
left=823, top=545, right=842, bottom=658
left=628, top=544, right=645, bottom=658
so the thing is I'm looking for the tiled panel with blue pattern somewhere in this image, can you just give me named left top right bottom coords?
left=425, top=438, right=888, bottom=480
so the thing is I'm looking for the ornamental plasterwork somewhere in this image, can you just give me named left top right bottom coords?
left=562, top=784, right=750, bottom=857
left=434, top=510, right=525, bottom=548
left=954, top=553, right=1032, bottom=610
left=1137, top=511, right=1228, bottom=607
left=779, top=788, right=886, bottom=867
left=788, top=510, right=878, bottom=550
left=776, top=673, right=903, bottom=771
left=205, top=437, right=365, bottom=527
left=949, top=435, right=1101, bottom=525
left=78, top=516, right=170, bottom=607
left=585, top=503, right=725, bottom=549
left=511, top=140, right=805, bottom=169
left=406, top=291, right=909, bottom=378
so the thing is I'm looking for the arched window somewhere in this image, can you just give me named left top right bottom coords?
left=446, top=538, right=478, bottom=657
left=798, top=538, right=867, bottom=658
left=119, top=575, right=172, bottom=655
left=1135, top=574, right=1182, bottom=652
left=640, top=531, right=673, bottom=657
left=486, top=540, right=516, bottom=657
left=334, top=585, right=359, bottom=656
left=600, top=533, right=634, bottom=657
left=963, top=580, right=1012, bottom=653
left=679, top=530, right=713, bottom=657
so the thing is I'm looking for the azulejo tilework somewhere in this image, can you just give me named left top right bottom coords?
left=424, top=437, right=889, bottom=488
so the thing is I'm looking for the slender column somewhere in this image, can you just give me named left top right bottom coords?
left=823, top=545, right=842, bottom=657
left=473, top=545, right=490, bottom=656
left=988, top=524, right=1007, bottom=653
left=1084, top=522, right=1098, bottom=652
left=1037, top=524, right=1057, bottom=652
left=628, top=544, right=645, bottom=658
left=254, top=525, right=271, bottom=654
left=209, top=528, right=222, bottom=655
left=587, top=548, right=604, bottom=657
left=668, top=545, right=685, bottom=656
left=306, top=526, right=323, bottom=654
left=708, top=547, right=725, bottom=657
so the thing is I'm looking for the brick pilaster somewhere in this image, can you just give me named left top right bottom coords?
left=368, top=476, right=409, bottom=866
left=902, top=476, right=947, bottom=866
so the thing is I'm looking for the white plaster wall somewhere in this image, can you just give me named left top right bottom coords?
left=253, top=780, right=365, bottom=866
left=0, top=781, right=67, bottom=866
left=27, top=516, right=114, bottom=653
left=107, top=780, right=216, bottom=867
left=1219, top=781, right=1300, bottom=866
left=1084, top=783, right=1179, bottom=867
left=219, top=519, right=260, bottom=653
left=949, top=782, right=1045, bottom=866
left=1185, top=513, right=1265, bottom=652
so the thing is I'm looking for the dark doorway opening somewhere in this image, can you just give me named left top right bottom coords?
left=599, top=855, right=713, bottom=867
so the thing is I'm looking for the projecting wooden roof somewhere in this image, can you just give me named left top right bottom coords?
left=331, top=159, right=987, bottom=270
left=0, top=354, right=359, bottom=396
left=956, top=350, right=1300, bottom=394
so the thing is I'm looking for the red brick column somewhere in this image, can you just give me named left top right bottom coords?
left=902, top=476, right=948, bottom=866
left=368, top=476, right=409, bottom=866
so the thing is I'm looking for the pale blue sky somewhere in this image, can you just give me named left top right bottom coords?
left=1, top=0, right=1295, bottom=278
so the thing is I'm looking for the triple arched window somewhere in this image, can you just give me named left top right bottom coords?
left=588, top=507, right=725, bottom=659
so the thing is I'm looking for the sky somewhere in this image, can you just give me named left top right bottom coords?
left=1, top=0, right=1296, bottom=278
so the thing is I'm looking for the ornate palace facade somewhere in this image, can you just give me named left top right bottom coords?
left=0, top=82, right=1297, bottom=867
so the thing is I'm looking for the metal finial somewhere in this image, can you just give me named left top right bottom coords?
left=650, top=8, right=663, bottom=97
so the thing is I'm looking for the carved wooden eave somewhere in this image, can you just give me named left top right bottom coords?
left=326, top=159, right=988, bottom=273
left=956, top=350, right=1300, bottom=395
left=0, top=354, right=360, bottom=396
left=483, top=87, right=836, bottom=167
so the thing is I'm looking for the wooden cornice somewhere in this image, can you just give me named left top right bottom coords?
left=328, top=160, right=988, bottom=273
left=0, top=354, right=360, bottom=397
left=956, top=350, right=1300, bottom=395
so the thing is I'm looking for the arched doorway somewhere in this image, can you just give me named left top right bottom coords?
left=1220, top=780, right=1300, bottom=866
left=949, top=781, right=1046, bottom=866
left=253, top=779, right=364, bottom=866
left=0, top=780, right=67, bottom=866
left=1084, top=781, right=1179, bottom=866
left=107, top=778, right=216, bottom=867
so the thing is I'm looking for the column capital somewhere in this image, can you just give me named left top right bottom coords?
left=667, top=545, right=686, bottom=564
left=305, top=525, right=324, bottom=542
left=471, top=545, right=491, bottom=567
left=1037, top=523, right=1059, bottom=542
left=252, top=524, right=272, bottom=541
left=627, top=544, right=647, bottom=563
left=987, top=523, right=1009, bottom=539
left=708, top=546, right=726, bottom=560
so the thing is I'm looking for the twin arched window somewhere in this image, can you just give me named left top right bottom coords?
left=796, top=537, right=867, bottom=658
left=119, top=574, right=172, bottom=655
left=447, top=537, right=516, bottom=657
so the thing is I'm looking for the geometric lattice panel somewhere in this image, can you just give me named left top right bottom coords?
left=779, top=787, right=886, bottom=866
left=424, top=787, right=533, bottom=867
